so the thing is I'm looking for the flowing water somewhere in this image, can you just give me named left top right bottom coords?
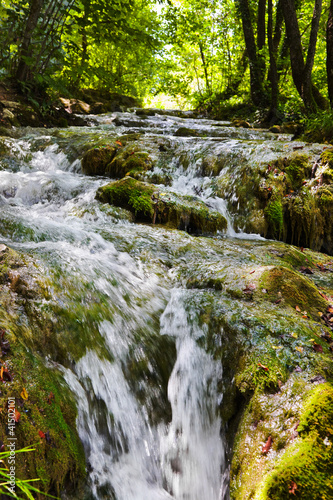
left=0, top=111, right=318, bottom=499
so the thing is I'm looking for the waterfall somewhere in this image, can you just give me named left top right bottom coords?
left=0, top=111, right=300, bottom=499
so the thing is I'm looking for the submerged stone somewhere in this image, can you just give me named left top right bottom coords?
left=96, top=176, right=227, bottom=234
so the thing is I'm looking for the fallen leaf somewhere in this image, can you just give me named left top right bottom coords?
left=289, top=481, right=298, bottom=495
left=47, top=392, right=55, bottom=404
left=38, top=430, right=45, bottom=439
left=318, top=312, right=323, bottom=317
left=275, top=299, right=282, bottom=304
left=272, top=345, right=283, bottom=350
left=115, top=140, right=122, bottom=146
left=249, top=270, right=255, bottom=274
left=258, top=363, right=269, bottom=372
left=243, top=283, right=256, bottom=293
left=2, top=369, right=12, bottom=382
left=328, top=306, right=333, bottom=313
left=295, top=306, right=301, bottom=312
left=262, top=436, right=273, bottom=454
left=14, top=410, right=20, bottom=422
left=291, top=332, right=298, bottom=338
left=295, top=346, right=304, bottom=353
left=313, top=343, right=323, bottom=353
left=20, top=388, right=28, bottom=400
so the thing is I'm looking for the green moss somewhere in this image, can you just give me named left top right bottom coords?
left=318, top=187, right=333, bottom=205
left=107, top=150, right=152, bottom=179
left=298, top=383, right=333, bottom=437
left=320, top=148, right=333, bottom=169
left=283, top=192, right=322, bottom=248
left=255, top=384, right=333, bottom=500
left=285, top=153, right=311, bottom=189
left=264, top=199, right=284, bottom=238
left=96, top=177, right=227, bottom=234
left=260, top=265, right=327, bottom=318
left=81, top=146, right=117, bottom=176
left=96, top=176, right=154, bottom=218
left=235, top=355, right=288, bottom=394
left=0, top=247, right=86, bottom=496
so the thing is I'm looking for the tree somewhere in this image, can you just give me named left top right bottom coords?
left=236, top=0, right=269, bottom=107
left=281, top=0, right=326, bottom=110
left=327, top=0, right=333, bottom=105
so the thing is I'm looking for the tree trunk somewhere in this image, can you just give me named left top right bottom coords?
left=16, top=0, right=44, bottom=82
left=267, top=0, right=279, bottom=120
left=237, top=0, right=268, bottom=106
left=281, top=0, right=324, bottom=111
left=327, top=0, right=333, bottom=105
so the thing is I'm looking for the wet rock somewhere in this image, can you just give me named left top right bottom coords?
left=81, top=146, right=118, bottom=176
left=174, top=127, right=201, bottom=137
left=135, top=108, right=156, bottom=116
left=96, top=176, right=227, bottom=234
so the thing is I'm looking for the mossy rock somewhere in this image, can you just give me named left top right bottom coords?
left=259, top=265, right=328, bottom=318
left=254, top=383, right=333, bottom=500
left=135, top=108, right=156, bottom=116
left=81, top=146, right=117, bottom=175
left=106, top=149, right=153, bottom=179
left=95, top=177, right=227, bottom=234
left=285, top=153, right=311, bottom=190
left=320, top=148, right=333, bottom=169
left=174, top=127, right=201, bottom=137
left=264, top=199, right=284, bottom=239
left=0, top=245, right=86, bottom=496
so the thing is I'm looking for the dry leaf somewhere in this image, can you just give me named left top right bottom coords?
left=20, top=388, right=28, bottom=400
left=289, top=481, right=297, bottom=495
left=14, top=410, right=20, bottom=422
left=258, top=363, right=269, bottom=372
left=313, top=343, right=323, bottom=353
left=38, top=430, right=45, bottom=439
left=295, top=306, right=301, bottom=312
left=262, top=436, right=273, bottom=454
left=295, top=346, right=304, bottom=353
left=291, top=332, right=298, bottom=338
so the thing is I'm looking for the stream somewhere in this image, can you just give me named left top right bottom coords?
left=0, top=111, right=322, bottom=499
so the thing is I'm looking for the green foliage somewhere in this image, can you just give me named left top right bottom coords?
left=264, top=200, right=283, bottom=237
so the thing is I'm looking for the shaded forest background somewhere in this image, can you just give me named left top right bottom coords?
left=2, top=0, right=333, bottom=132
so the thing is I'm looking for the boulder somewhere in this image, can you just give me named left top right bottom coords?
left=96, top=176, right=227, bottom=235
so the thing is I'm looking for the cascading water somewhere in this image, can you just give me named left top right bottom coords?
left=0, top=111, right=304, bottom=499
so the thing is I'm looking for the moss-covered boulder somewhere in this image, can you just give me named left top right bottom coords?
left=81, top=146, right=118, bottom=175
left=174, top=127, right=201, bottom=137
left=0, top=246, right=86, bottom=497
left=96, top=176, right=227, bottom=234
left=176, top=236, right=333, bottom=500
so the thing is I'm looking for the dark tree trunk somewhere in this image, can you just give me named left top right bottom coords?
left=327, top=0, right=333, bottom=105
left=16, top=0, right=44, bottom=82
left=267, top=0, right=279, bottom=120
left=281, top=0, right=324, bottom=111
left=237, top=0, right=268, bottom=106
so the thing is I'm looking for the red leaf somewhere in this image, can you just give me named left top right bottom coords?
left=313, top=342, right=323, bottom=353
left=47, top=392, right=55, bottom=404
left=38, top=430, right=45, bottom=439
left=289, top=481, right=298, bottom=495
left=258, top=363, right=269, bottom=372
left=262, top=436, right=273, bottom=454
left=243, top=283, right=256, bottom=293
left=14, top=410, right=20, bottom=423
